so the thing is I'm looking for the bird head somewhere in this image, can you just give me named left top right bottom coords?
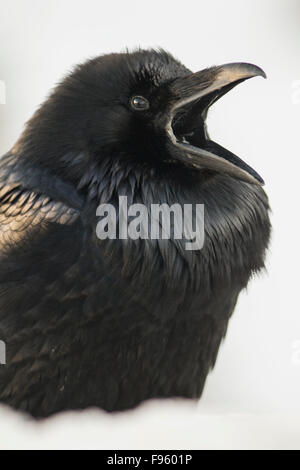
left=14, top=49, right=266, bottom=188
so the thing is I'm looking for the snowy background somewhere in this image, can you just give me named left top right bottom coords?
left=0, top=0, right=300, bottom=449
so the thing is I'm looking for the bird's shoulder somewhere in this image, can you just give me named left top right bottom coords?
left=0, top=152, right=83, bottom=249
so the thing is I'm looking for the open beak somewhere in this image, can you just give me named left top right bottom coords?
left=167, top=63, right=266, bottom=185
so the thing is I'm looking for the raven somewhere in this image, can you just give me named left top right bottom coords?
left=0, top=49, right=270, bottom=418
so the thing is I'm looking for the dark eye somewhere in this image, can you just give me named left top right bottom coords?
left=130, top=95, right=150, bottom=111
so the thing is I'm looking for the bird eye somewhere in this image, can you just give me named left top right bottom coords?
left=130, top=96, right=150, bottom=111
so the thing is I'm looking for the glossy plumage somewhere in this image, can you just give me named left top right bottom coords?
left=0, top=50, right=270, bottom=417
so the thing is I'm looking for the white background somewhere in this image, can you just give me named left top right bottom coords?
left=0, top=0, right=300, bottom=449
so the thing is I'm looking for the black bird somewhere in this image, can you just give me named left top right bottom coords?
left=0, top=49, right=270, bottom=418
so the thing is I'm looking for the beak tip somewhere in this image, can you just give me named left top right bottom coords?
left=259, top=69, right=267, bottom=80
left=219, top=62, right=267, bottom=81
left=255, top=174, right=265, bottom=186
left=245, top=63, right=267, bottom=80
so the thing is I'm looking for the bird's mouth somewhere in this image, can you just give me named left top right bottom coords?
left=167, top=63, right=266, bottom=185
